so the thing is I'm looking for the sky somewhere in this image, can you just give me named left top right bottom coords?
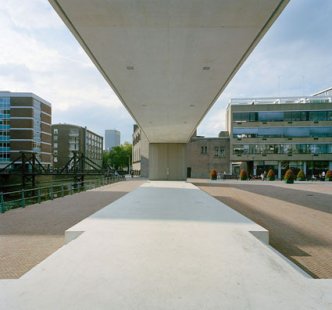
left=1, top=0, right=332, bottom=144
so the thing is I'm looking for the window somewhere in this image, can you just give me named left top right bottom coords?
left=201, top=146, right=207, bottom=154
left=53, top=128, right=58, bottom=134
left=214, top=146, right=225, bottom=157
left=53, top=143, right=58, bottom=149
left=53, top=135, right=58, bottom=141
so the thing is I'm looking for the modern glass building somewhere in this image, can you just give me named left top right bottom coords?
left=226, top=96, right=332, bottom=179
left=0, top=91, right=52, bottom=168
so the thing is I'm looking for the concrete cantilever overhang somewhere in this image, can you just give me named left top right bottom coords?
left=49, top=0, right=289, bottom=143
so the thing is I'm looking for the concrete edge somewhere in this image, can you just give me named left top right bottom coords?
left=249, top=230, right=269, bottom=245
left=65, top=230, right=84, bottom=244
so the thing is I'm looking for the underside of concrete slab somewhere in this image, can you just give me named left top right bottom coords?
left=48, top=0, right=290, bottom=143
left=0, top=181, right=331, bottom=309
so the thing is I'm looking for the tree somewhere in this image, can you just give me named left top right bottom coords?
left=103, top=142, right=132, bottom=172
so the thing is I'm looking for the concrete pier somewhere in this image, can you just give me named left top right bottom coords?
left=0, top=181, right=331, bottom=309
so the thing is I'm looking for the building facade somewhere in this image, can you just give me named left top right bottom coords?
left=227, top=96, right=332, bottom=179
left=0, top=91, right=52, bottom=168
left=132, top=124, right=230, bottom=179
left=186, top=133, right=230, bottom=178
left=52, top=124, right=103, bottom=170
left=105, top=129, right=120, bottom=150
left=132, top=125, right=149, bottom=177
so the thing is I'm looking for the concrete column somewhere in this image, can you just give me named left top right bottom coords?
left=278, top=162, right=281, bottom=180
left=149, top=143, right=186, bottom=180
left=329, top=161, right=332, bottom=170
left=303, top=161, right=307, bottom=175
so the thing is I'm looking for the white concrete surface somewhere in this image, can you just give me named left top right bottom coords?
left=1, top=181, right=331, bottom=309
left=49, top=0, right=289, bottom=143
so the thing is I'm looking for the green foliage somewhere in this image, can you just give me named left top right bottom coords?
left=297, top=169, right=306, bottom=181
left=240, top=169, right=248, bottom=180
left=326, top=170, right=332, bottom=181
left=284, top=169, right=295, bottom=183
left=103, top=142, right=132, bottom=171
left=210, top=169, right=217, bottom=180
left=267, top=169, right=275, bottom=181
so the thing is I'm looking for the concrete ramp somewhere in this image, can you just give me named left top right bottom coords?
left=0, top=181, right=331, bottom=309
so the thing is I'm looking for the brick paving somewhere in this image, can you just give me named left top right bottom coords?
left=0, top=179, right=145, bottom=279
left=196, top=180, right=332, bottom=279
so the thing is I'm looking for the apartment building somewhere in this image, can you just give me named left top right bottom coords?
left=52, top=124, right=103, bottom=170
left=226, top=96, right=332, bottom=178
left=0, top=91, right=52, bottom=168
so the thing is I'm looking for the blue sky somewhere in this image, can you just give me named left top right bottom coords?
left=1, top=0, right=332, bottom=143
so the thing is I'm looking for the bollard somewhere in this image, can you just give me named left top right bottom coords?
left=61, top=185, right=64, bottom=197
left=21, top=190, right=25, bottom=208
left=49, top=186, right=54, bottom=200
left=0, top=193, right=5, bottom=213
left=38, top=189, right=41, bottom=204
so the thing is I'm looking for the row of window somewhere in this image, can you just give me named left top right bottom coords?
left=233, top=143, right=332, bottom=155
left=201, top=146, right=225, bottom=157
left=233, top=111, right=332, bottom=123
left=233, top=126, right=332, bottom=138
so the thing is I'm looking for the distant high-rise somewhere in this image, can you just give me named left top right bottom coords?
left=105, top=129, right=120, bottom=150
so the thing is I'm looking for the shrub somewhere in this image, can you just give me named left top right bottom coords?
left=297, top=169, right=306, bottom=181
left=210, top=169, right=217, bottom=180
left=267, top=169, right=275, bottom=181
left=240, top=169, right=248, bottom=180
left=284, top=169, right=295, bottom=183
left=326, top=170, right=332, bottom=181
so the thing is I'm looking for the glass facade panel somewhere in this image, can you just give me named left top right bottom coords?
left=258, top=112, right=283, bottom=122
left=309, top=111, right=327, bottom=121
left=234, top=110, right=332, bottom=122
left=0, top=97, right=10, bottom=163
left=233, top=126, right=332, bottom=138
left=232, top=143, right=332, bottom=155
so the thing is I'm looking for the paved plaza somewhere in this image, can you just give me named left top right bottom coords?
left=195, top=179, right=332, bottom=279
left=0, top=179, right=144, bottom=278
left=1, top=179, right=332, bottom=280
left=1, top=180, right=331, bottom=309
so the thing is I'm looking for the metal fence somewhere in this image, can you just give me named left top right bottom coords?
left=0, top=175, right=125, bottom=214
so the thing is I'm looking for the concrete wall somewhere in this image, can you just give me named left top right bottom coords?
left=149, top=143, right=186, bottom=180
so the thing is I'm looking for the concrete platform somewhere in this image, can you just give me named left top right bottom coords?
left=0, top=181, right=331, bottom=309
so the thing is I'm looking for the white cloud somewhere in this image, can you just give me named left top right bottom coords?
left=0, top=1, right=126, bottom=123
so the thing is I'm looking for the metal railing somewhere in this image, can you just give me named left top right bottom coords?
left=0, top=175, right=125, bottom=214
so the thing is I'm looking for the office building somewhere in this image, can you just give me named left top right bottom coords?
left=105, top=129, right=120, bottom=150
left=227, top=96, right=332, bottom=179
left=0, top=91, right=52, bottom=168
left=132, top=125, right=149, bottom=177
left=52, top=124, right=103, bottom=170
